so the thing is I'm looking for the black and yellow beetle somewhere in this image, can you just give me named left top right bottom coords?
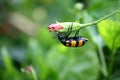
left=57, top=23, right=88, bottom=47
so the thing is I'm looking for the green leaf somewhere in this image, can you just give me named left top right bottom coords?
left=46, top=45, right=99, bottom=80
left=98, top=19, right=120, bottom=49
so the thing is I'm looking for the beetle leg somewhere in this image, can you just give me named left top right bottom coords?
left=65, top=23, right=73, bottom=39
left=75, top=28, right=80, bottom=37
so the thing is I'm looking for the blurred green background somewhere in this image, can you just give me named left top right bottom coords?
left=0, top=0, right=120, bottom=80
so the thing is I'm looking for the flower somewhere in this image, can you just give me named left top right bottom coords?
left=48, top=23, right=63, bottom=32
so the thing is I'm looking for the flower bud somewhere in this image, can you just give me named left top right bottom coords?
left=48, top=23, right=63, bottom=32
left=48, top=22, right=81, bottom=32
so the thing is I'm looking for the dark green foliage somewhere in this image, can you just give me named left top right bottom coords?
left=0, top=0, right=120, bottom=80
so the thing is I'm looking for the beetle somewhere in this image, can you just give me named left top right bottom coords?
left=57, top=23, right=88, bottom=47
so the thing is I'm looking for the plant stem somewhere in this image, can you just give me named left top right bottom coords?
left=107, top=49, right=116, bottom=80
left=97, top=46, right=108, bottom=77
left=80, top=10, right=120, bottom=28
left=31, top=66, right=38, bottom=80
left=54, top=10, right=120, bottom=33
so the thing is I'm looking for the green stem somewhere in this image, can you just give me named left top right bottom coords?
left=107, top=49, right=116, bottom=80
left=31, top=67, right=38, bottom=80
left=56, top=10, right=120, bottom=33
left=97, top=46, right=108, bottom=77
left=80, top=10, right=120, bottom=28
